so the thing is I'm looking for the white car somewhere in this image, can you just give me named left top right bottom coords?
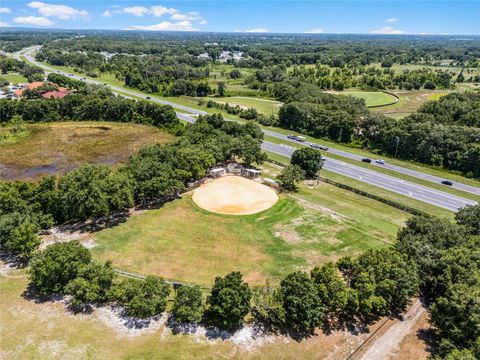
left=375, top=159, right=385, bottom=165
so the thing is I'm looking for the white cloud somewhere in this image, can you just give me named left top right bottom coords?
left=0, top=7, right=11, bottom=14
left=0, top=21, right=10, bottom=27
left=126, top=20, right=197, bottom=31
left=123, top=6, right=149, bottom=17
left=305, top=28, right=324, bottom=34
left=370, top=26, right=405, bottom=35
left=14, top=15, right=54, bottom=27
left=245, top=28, right=268, bottom=33
left=102, top=10, right=112, bottom=17
left=28, top=2, right=88, bottom=20
left=386, top=18, right=398, bottom=23
left=199, top=20, right=207, bottom=25
left=150, top=5, right=177, bottom=17
left=170, top=11, right=204, bottom=23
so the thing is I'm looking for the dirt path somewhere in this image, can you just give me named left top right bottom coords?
left=358, top=300, right=426, bottom=360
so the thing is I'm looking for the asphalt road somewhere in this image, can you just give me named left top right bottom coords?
left=20, top=47, right=478, bottom=211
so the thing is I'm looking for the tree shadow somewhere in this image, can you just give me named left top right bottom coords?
left=21, top=283, right=66, bottom=305
left=0, top=250, right=28, bottom=269
left=167, top=314, right=199, bottom=335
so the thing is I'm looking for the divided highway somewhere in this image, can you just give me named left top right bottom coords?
left=18, top=47, right=479, bottom=212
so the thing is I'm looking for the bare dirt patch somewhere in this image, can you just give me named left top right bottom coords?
left=192, top=176, right=279, bottom=215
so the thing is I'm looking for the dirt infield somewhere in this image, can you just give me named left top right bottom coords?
left=192, top=176, right=279, bottom=215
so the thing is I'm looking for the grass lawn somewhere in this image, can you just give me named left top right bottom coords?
left=208, top=96, right=282, bottom=114
left=332, top=91, right=398, bottom=107
left=0, top=121, right=173, bottom=181
left=93, top=190, right=400, bottom=286
left=0, top=72, right=28, bottom=84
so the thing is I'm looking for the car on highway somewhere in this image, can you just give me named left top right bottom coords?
left=146, top=96, right=151, bottom=99
left=287, top=134, right=296, bottom=139
left=441, top=180, right=453, bottom=186
left=362, top=158, right=372, bottom=163
left=310, top=143, right=329, bottom=150
left=375, top=159, right=385, bottom=164
left=322, top=156, right=326, bottom=161
left=296, top=136, right=306, bottom=142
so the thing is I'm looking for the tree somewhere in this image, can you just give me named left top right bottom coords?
left=290, top=148, right=323, bottom=178
left=311, top=262, right=349, bottom=317
left=277, top=165, right=305, bottom=191
left=28, top=241, right=91, bottom=295
left=455, top=204, right=480, bottom=235
left=172, top=285, right=204, bottom=323
left=65, top=261, right=116, bottom=307
left=110, top=276, right=170, bottom=318
left=205, top=272, right=252, bottom=330
left=279, top=271, right=324, bottom=332
left=217, top=81, right=226, bottom=97
left=5, top=221, right=41, bottom=260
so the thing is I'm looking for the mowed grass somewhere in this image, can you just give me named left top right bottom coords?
left=333, top=91, right=398, bottom=107
left=209, top=96, right=282, bottom=114
left=93, top=191, right=399, bottom=285
left=1, top=270, right=371, bottom=359
left=0, top=72, right=28, bottom=84
left=0, top=121, right=173, bottom=181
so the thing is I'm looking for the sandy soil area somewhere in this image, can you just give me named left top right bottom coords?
left=192, top=176, right=278, bottom=215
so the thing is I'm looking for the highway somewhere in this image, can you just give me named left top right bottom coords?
left=261, top=142, right=476, bottom=212
left=18, top=47, right=479, bottom=212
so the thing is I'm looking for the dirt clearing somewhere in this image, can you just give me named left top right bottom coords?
left=192, top=176, right=278, bottom=215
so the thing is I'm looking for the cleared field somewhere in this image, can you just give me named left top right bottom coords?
left=333, top=91, right=398, bottom=107
left=92, top=188, right=401, bottom=285
left=374, top=90, right=450, bottom=117
left=0, top=72, right=28, bottom=84
left=0, top=121, right=173, bottom=181
left=209, top=96, right=282, bottom=114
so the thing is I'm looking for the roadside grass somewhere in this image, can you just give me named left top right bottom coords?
left=1, top=72, right=28, bottom=84
left=330, top=91, right=398, bottom=107
left=93, top=192, right=395, bottom=285
left=0, top=121, right=173, bottom=181
left=263, top=151, right=455, bottom=219
left=206, top=96, right=282, bottom=114
left=264, top=135, right=480, bottom=202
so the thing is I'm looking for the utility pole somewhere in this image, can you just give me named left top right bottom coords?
left=317, top=154, right=324, bottom=185
left=394, top=136, right=400, bottom=158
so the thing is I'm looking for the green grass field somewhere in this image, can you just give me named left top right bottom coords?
left=333, top=91, right=398, bottom=107
left=0, top=121, right=173, bottom=181
left=0, top=72, right=28, bottom=84
left=208, top=96, right=282, bottom=114
left=92, top=189, right=403, bottom=285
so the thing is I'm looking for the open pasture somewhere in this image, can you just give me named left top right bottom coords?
left=0, top=121, right=173, bottom=181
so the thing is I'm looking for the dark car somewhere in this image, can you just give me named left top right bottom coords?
left=318, top=145, right=329, bottom=151
left=362, top=158, right=372, bottom=163
left=146, top=96, right=151, bottom=99
left=287, top=134, right=296, bottom=139
left=441, top=180, right=453, bottom=186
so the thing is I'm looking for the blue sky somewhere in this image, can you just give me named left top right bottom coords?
left=0, top=1, right=479, bottom=35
